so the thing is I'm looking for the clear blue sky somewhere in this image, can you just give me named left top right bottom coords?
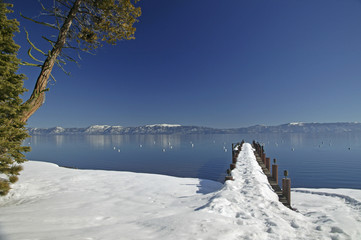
left=12, top=0, right=361, bottom=128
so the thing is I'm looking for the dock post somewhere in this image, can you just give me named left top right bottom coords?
left=225, top=176, right=234, bottom=181
left=232, top=146, right=235, bottom=161
left=230, top=163, right=236, bottom=170
left=262, top=153, right=266, bottom=165
left=232, top=152, right=237, bottom=163
left=272, top=159, right=278, bottom=184
left=266, top=157, right=270, bottom=171
left=282, top=170, right=291, bottom=206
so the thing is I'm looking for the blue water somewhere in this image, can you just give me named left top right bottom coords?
left=25, top=133, right=361, bottom=189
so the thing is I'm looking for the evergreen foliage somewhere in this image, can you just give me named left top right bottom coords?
left=0, top=1, right=30, bottom=196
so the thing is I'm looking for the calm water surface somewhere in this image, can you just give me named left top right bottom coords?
left=25, top=133, right=361, bottom=189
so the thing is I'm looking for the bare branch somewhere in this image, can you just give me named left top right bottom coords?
left=20, top=61, right=43, bottom=67
left=25, top=28, right=46, bottom=55
left=55, top=59, right=71, bottom=76
left=42, top=36, right=56, bottom=47
left=55, top=0, right=72, bottom=9
left=20, top=13, right=60, bottom=30
left=27, top=47, right=44, bottom=63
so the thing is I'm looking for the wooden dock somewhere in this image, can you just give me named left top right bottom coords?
left=253, top=149, right=291, bottom=208
left=226, top=141, right=292, bottom=209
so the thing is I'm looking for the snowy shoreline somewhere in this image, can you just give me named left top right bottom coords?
left=0, top=143, right=360, bottom=239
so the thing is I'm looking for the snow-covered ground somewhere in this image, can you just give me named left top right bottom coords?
left=0, top=143, right=360, bottom=240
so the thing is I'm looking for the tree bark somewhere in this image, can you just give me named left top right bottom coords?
left=21, top=0, right=82, bottom=123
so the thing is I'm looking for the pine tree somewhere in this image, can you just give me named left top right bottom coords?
left=0, top=1, right=30, bottom=196
left=20, top=0, right=142, bottom=122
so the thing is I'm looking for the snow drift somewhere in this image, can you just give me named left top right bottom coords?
left=0, top=143, right=360, bottom=239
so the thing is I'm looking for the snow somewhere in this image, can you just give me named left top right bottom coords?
left=110, top=126, right=123, bottom=129
left=145, top=124, right=182, bottom=128
left=85, top=125, right=112, bottom=133
left=88, top=125, right=111, bottom=128
left=86, top=125, right=111, bottom=130
left=0, top=143, right=360, bottom=240
left=52, top=126, right=65, bottom=133
left=289, top=122, right=305, bottom=126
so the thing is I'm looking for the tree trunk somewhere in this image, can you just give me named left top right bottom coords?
left=21, top=0, right=82, bottom=123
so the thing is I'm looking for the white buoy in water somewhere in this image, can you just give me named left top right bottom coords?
left=140, top=144, right=142, bottom=148
left=118, top=149, right=120, bottom=152
left=162, top=148, right=166, bottom=152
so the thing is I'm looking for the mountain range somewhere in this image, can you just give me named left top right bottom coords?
left=27, top=122, right=361, bottom=135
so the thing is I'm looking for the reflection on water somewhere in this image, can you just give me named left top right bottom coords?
left=55, top=135, right=64, bottom=146
left=26, top=133, right=361, bottom=188
left=83, top=134, right=183, bottom=149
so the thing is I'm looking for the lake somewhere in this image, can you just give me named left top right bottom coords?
left=25, top=133, right=361, bottom=189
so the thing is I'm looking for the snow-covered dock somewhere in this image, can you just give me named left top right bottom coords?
left=0, top=143, right=360, bottom=239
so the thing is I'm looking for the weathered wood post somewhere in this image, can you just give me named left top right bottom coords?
left=233, top=153, right=237, bottom=163
left=226, top=143, right=237, bottom=182
left=262, top=152, right=266, bottom=165
left=282, top=170, right=291, bottom=206
left=265, top=157, right=270, bottom=171
left=272, top=158, right=278, bottom=184
left=225, top=176, right=234, bottom=181
left=252, top=140, right=257, bottom=151
left=232, top=144, right=235, bottom=162
left=230, top=163, right=236, bottom=170
left=232, top=144, right=238, bottom=163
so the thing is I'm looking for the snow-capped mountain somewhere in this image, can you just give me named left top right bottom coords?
left=84, top=125, right=112, bottom=134
left=238, top=122, right=361, bottom=134
left=145, top=124, right=182, bottom=128
left=27, top=122, right=361, bottom=135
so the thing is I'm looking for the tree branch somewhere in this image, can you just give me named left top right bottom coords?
left=21, top=0, right=83, bottom=122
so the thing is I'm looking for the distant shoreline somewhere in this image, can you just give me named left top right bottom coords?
left=27, top=122, right=361, bottom=135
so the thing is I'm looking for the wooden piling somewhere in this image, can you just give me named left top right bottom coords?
left=283, top=170, right=291, bottom=206
left=282, top=176, right=291, bottom=206
left=225, top=176, right=234, bottom=181
left=265, top=157, right=270, bottom=171
left=230, top=163, right=236, bottom=170
left=272, top=159, right=278, bottom=184
left=232, top=155, right=237, bottom=164
left=252, top=141, right=292, bottom=209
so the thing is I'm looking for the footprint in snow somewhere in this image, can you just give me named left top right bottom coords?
left=291, top=220, right=300, bottom=228
left=330, top=226, right=344, bottom=234
left=266, top=219, right=277, bottom=227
